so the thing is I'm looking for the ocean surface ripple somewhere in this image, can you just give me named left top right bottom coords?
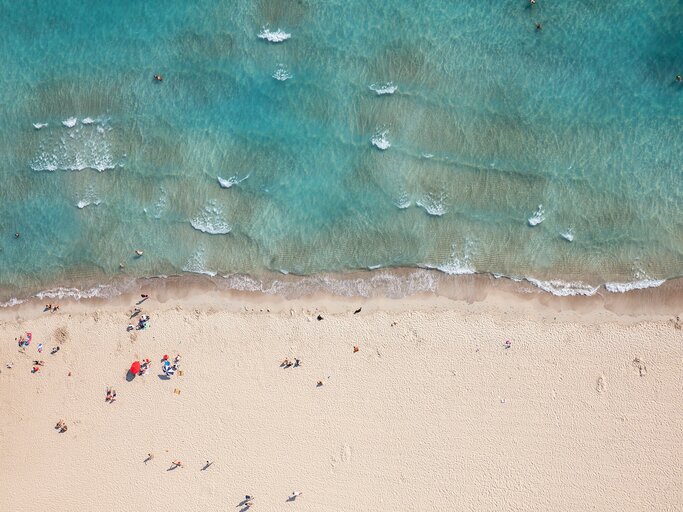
left=0, top=0, right=681, bottom=299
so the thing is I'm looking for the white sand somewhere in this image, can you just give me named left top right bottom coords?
left=1, top=291, right=682, bottom=511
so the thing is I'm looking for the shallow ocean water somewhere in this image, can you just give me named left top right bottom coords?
left=0, top=0, right=681, bottom=299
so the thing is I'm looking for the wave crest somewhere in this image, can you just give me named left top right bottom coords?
left=369, top=82, right=397, bottom=95
left=190, top=201, right=231, bottom=235
left=258, top=26, right=291, bottom=42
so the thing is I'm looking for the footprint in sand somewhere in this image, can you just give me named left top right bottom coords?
left=341, top=444, right=352, bottom=463
left=330, top=444, right=353, bottom=470
left=596, top=375, right=606, bottom=393
left=53, top=327, right=69, bottom=345
left=632, top=357, right=647, bottom=377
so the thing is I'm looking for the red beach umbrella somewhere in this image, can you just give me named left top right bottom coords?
left=129, top=361, right=141, bottom=375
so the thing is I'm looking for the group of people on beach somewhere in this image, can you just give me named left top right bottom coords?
left=162, top=354, right=181, bottom=377
left=127, top=295, right=151, bottom=331
left=44, top=304, right=60, bottom=312
left=9, top=330, right=62, bottom=375
left=237, top=491, right=301, bottom=508
left=280, top=357, right=301, bottom=368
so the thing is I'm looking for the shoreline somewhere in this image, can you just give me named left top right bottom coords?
left=2, top=268, right=683, bottom=320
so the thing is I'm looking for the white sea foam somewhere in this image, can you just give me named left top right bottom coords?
left=0, top=297, right=25, bottom=308
left=528, top=204, right=545, bottom=226
left=33, top=122, right=48, bottom=130
left=183, top=248, right=217, bottom=277
left=31, top=121, right=121, bottom=172
left=217, top=174, right=250, bottom=189
left=394, top=192, right=411, bottom=209
left=426, top=241, right=475, bottom=275
left=371, top=130, right=391, bottom=150
left=560, top=228, right=574, bottom=242
left=35, top=284, right=117, bottom=300
left=62, top=117, right=78, bottom=128
left=190, top=201, right=231, bottom=235
left=604, top=264, right=666, bottom=293
left=272, top=64, right=292, bottom=81
left=220, top=270, right=437, bottom=299
left=421, top=153, right=434, bottom=159
left=604, top=278, right=666, bottom=293
left=526, top=278, right=599, bottom=297
left=76, top=199, right=101, bottom=209
left=75, top=185, right=102, bottom=209
left=416, top=191, right=448, bottom=216
left=81, top=117, right=95, bottom=125
left=258, top=26, right=291, bottom=42
left=369, top=82, right=397, bottom=95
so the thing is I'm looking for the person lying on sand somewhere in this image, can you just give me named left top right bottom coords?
left=32, top=360, right=45, bottom=366
left=105, top=387, right=118, bottom=403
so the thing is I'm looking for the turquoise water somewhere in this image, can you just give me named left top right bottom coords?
left=0, top=0, right=682, bottom=299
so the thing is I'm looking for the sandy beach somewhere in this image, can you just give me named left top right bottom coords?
left=1, top=284, right=682, bottom=511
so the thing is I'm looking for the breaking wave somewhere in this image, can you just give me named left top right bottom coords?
left=258, top=26, right=291, bottom=42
